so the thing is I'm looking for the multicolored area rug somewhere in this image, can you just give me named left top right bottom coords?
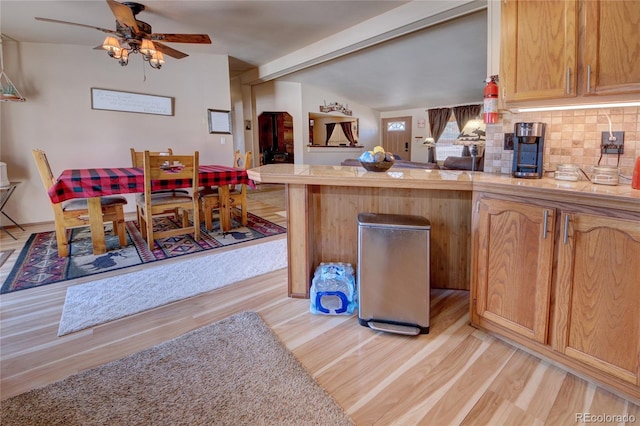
left=1, top=213, right=286, bottom=294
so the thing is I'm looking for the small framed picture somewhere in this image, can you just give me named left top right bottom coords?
left=208, top=109, right=232, bottom=134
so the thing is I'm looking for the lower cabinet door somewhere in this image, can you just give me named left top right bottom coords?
left=554, top=212, right=640, bottom=385
left=475, top=197, right=555, bottom=343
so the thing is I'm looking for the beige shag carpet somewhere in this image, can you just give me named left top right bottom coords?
left=0, top=312, right=354, bottom=426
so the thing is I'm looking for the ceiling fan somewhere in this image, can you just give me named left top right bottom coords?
left=35, top=0, right=211, bottom=69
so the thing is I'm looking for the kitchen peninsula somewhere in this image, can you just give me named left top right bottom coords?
left=248, top=163, right=639, bottom=296
left=248, top=164, right=475, bottom=297
left=248, top=163, right=640, bottom=402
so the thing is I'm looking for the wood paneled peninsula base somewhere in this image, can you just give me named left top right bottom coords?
left=248, top=163, right=640, bottom=402
left=248, top=164, right=474, bottom=298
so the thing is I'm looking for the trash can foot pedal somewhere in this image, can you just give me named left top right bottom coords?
left=367, top=321, right=420, bottom=336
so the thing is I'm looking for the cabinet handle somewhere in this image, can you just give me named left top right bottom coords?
left=566, top=68, right=571, bottom=94
left=586, top=65, right=591, bottom=93
left=476, top=200, right=480, bottom=213
left=563, top=214, right=570, bottom=244
left=542, top=210, right=549, bottom=239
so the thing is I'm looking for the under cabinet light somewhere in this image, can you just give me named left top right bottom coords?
left=517, top=101, right=640, bottom=112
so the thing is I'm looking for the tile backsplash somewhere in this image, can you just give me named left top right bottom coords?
left=484, top=106, right=640, bottom=181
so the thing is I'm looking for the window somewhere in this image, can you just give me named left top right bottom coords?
left=387, top=121, right=406, bottom=131
left=435, top=119, right=464, bottom=159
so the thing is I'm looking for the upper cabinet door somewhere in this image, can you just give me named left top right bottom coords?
left=501, top=0, right=578, bottom=102
left=582, top=0, right=640, bottom=96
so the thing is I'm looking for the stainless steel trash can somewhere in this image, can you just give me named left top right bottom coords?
left=357, top=212, right=430, bottom=335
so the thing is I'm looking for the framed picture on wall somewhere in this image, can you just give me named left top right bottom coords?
left=208, top=109, right=232, bottom=134
left=91, top=88, right=174, bottom=116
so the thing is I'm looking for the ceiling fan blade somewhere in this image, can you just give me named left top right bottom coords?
left=106, top=0, right=139, bottom=32
left=35, top=17, right=119, bottom=35
left=150, top=34, right=212, bottom=44
left=154, top=42, right=189, bottom=59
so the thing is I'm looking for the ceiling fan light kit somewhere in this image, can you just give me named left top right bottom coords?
left=102, top=35, right=165, bottom=68
left=35, top=0, right=211, bottom=70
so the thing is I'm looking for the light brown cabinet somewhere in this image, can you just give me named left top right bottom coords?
left=501, top=0, right=578, bottom=101
left=473, top=197, right=555, bottom=344
left=471, top=192, right=640, bottom=396
left=500, top=0, right=640, bottom=103
left=553, top=212, right=640, bottom=385
left=582, top=1, right=640, bottom=96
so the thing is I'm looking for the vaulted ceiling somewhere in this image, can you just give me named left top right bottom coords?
left=1, top=0, right=488, bottom=112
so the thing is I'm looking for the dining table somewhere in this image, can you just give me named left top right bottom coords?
left=48, top=165, right=254, bottom=256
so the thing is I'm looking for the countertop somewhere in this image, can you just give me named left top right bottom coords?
left=247, top=164, right=640, bottom=212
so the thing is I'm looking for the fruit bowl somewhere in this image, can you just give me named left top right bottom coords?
left=359, top=160, right=394, bottom=172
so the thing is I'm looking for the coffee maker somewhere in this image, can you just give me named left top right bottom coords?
left=512, top=122, right=546, bottom=178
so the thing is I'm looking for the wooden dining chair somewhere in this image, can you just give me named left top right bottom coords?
left=31, top=149, right=128, bottom=257
left=136, top=150, right=200, bottom=251
left=130, top=148, right=188, bottom=224
left=199, top=150, right=252, bottom=231
left=228, top=150, right=252, bottom=226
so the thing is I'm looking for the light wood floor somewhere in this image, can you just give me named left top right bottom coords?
left=1, top=188, right=638, bottom=425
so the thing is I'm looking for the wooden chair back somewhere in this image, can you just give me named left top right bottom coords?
left=130, top=148, right=173, bottom=167
left=233, top=150, right=252, bottom=170
left=131, top=148, right=186, bottom=224
left=229, top=151, right=252, bottom=226
left=230, top=150, right=252, bottom=190
left=142, top=151, right=199, bottom=197
left=137, top=150, right=200, bottom=250
left=32, top=149, right=57, bottom=191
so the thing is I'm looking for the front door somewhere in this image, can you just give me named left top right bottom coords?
left=382, top=116, right=412, bottom=160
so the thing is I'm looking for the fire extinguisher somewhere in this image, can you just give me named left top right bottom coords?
left=484, top=76, right=499, bottom=124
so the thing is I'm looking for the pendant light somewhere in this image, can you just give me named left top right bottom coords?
left=0, top=35, right=26, bottom=102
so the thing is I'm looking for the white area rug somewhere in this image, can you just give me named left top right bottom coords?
left=58, top=238, right=287, bottom=336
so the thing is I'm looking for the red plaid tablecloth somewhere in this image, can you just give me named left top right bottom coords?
left=48, top=165, right=254, bottom=203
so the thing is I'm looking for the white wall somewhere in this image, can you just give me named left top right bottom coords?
left=251, top=80, right=303, bottom=164
left=0, top=41, right=233, bottom=225
left=301, top=84, right=379, bottom=165
left=237, top=79, right=382, bottom=167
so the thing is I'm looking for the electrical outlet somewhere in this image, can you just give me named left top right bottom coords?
left=601, top=131, right=624, bottom=154
left=504, top=133, right=514, bottom=150
left=220, top=137, right=226, bottom=145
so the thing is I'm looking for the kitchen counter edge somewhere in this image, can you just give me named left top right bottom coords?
left=247, top=164, right=640, bottom=213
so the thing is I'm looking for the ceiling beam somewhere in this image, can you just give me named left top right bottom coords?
left=241, top=0, right=487, bottom=85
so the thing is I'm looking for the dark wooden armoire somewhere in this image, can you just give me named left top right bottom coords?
left=258, top=112, right=294, bottom=165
